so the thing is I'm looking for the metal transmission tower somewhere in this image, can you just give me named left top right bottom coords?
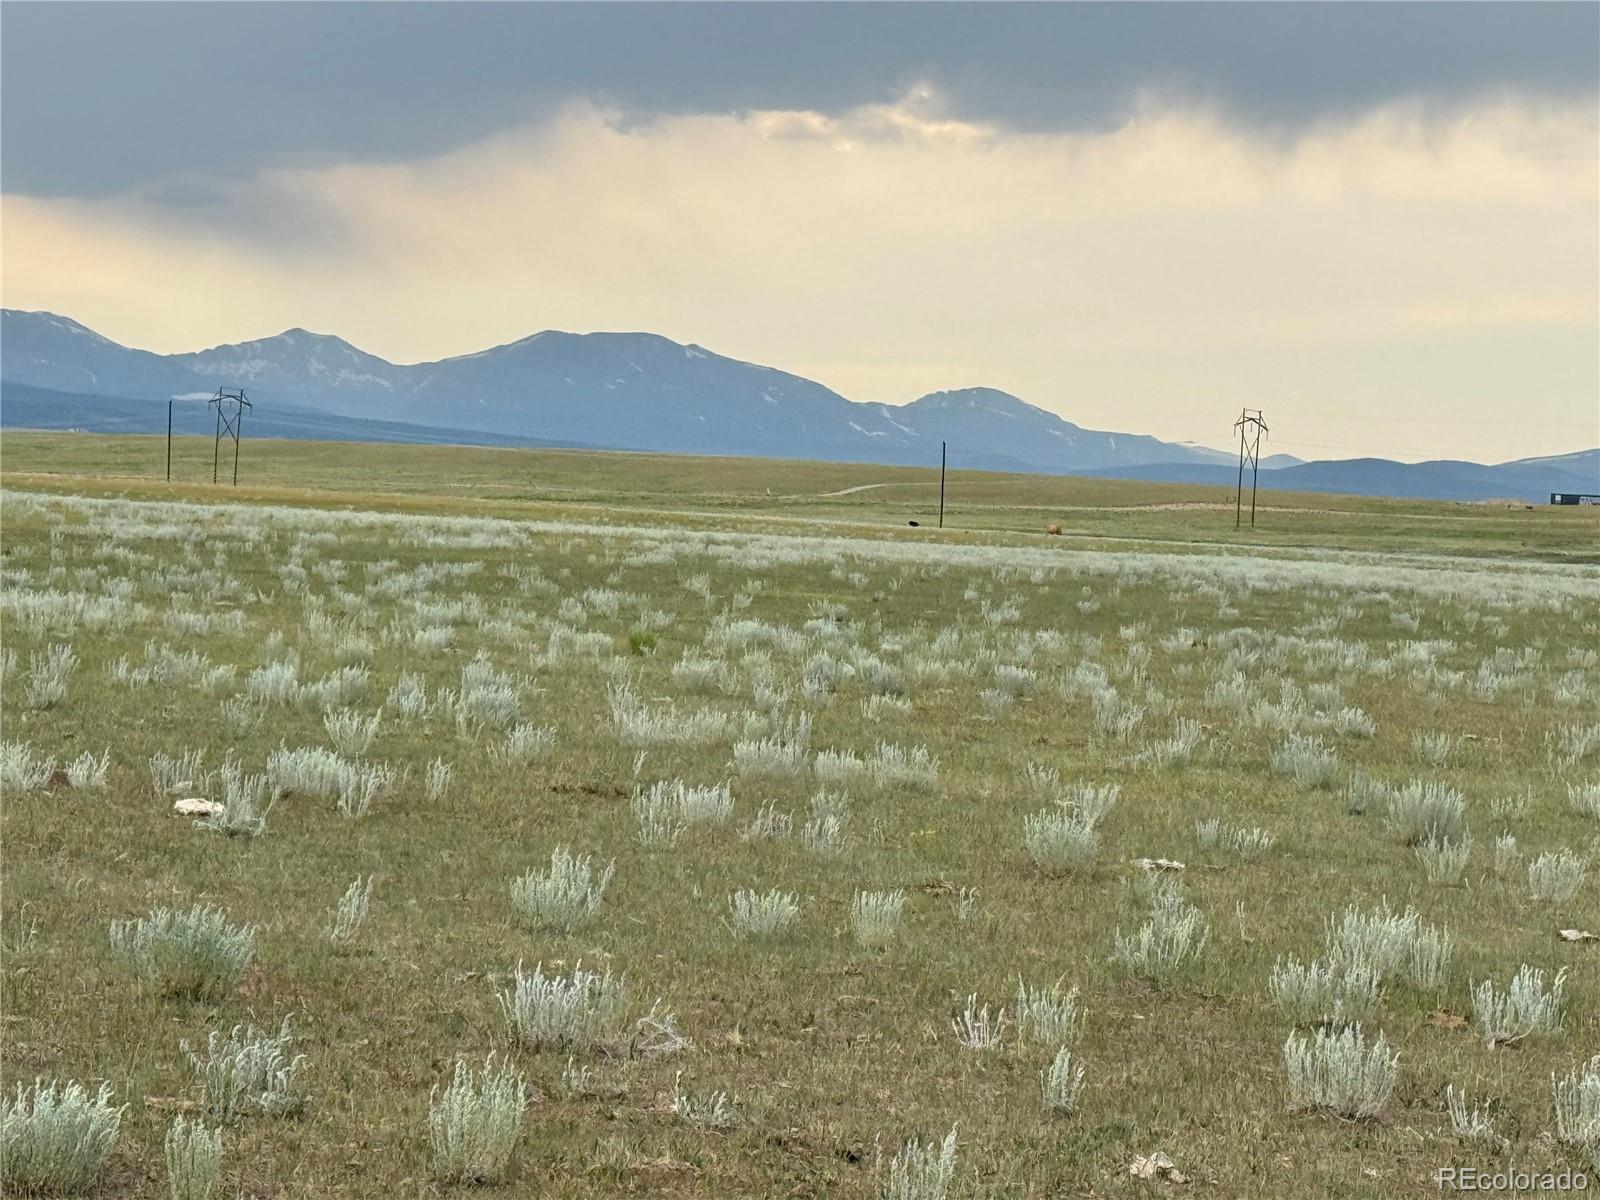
left=209, top=388, right=252, bottom=485
left=1233, top=408, right=1268, bottom=528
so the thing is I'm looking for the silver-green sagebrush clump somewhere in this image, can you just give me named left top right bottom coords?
left=164, top=1115, right=224, bottom=1200
left=1, top=1078, right=125, bottom=1194
left=108, top=904, right=255, bottom=999
left=509, top=849, right=615, bottom=933
left=182, top=1016, right=305, bottom=1122
left=429, top=1057, right=528, bottom=1185
left=1283, top=1025, right=1398, bottom=1119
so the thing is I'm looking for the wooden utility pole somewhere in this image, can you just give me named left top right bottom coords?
left=938, top=442, right=947, bottom=528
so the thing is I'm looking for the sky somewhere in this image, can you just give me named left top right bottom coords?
left=2, top=2, right=1596, bottom=463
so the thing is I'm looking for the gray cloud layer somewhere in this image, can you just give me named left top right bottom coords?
left=4, top=2, right=1596, bottom=197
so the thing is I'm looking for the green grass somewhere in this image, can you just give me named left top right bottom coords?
left=2, top=438, right=1598, bottom=1197
left=5, top=429, right=1596, bottom=562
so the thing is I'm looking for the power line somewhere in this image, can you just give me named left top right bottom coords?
left=1234, top=408, right=1268, bottom=528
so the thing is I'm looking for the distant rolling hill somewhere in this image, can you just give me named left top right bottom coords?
left=1075, top=452, right=1600, bottom=505
left=0, top=382, right=598, bottom=450
left=2, top=308, right=1593, bottom=503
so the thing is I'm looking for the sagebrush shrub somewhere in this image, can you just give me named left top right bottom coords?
left=246, top=661, right=300, bottom=704
left=1342, top=770, right=1391, bottom=817
left=1064, top=782, right=1119, bottom=828
left=1415, top=832, right=1472, bottom=885
left=679, top=781, right=736, bottom=824
left=631, top=781, right=686, bottom=847
left=1022, top=808, right=1098, bottom=875
left=1014, top=979, right=1083, bottom=1046
left=672, top=654, right=732, bottom=694
left=499, top=961, right=628, bottom=1052
left=731, top=712, right=811, bottom=778
left=1040, top=1047, right=1087, bottom=1113
left=149, top=748, right=206, bottom=796
left=1567, top=781, right=1600, bottom=821
left=1552, top=1055, right=1599, bottom=1150
left=671, top=1072, right=737, bottom=1128
left=978, top=687, right=1013, bottom=719
left=1283, top=1025, right=1398, bottom=1119
left=1270, top=734, right=1339, bottom=789
left=325, top=876, right=375, bottom=945
left=489, top=723, right=556, bottom=766
left=165, top=1114, right=223, bottom=1200
left=1134, top=718, right=1204, bottom=768
left=24, top=642, right=78, bottom=710
left=198, top=762, right=270, bottom=837
left=1112, top=888, right=1208, bottom=982
left=850, top=890, right=906, bottom=948
left=108, top=905, right=255, bottom=999
left=1527, top=851, right=1587, bottom=903
left=883, top=1127, right=958, bottom=1200
left=1412, top=730, right=1458, bottom=766
left=510, top=849, right=615, bottom=933
left=1406, top=925, right=1454, bottom=990
left=429, top=1057, right=527, bottom=1184
left=1092, top=693, right=1145, bottom=741
left=814, top=748, right=868, bottom=788
left=1196, top=819, right=1276, bottom=860
left=1472, top=965, right=1566, bottom=1046
left=1269, top=956, right=1380, bottom=1028
left=324, top=706, right=382, bottom=756
left=424, top=757, right=453, bottom=801
left=1332, top=707, right=1376, bottom=738
left=1323, top=901, right=1416, bottom=979
left=741, top=800, right=793, bottom=841
left=0, top=741, right=56, bottom=794
left=607, top=681, right=731, bottom=746
left=1024, top=765, right=1062, bottom=804
left=1494, top=834, right=1520, bottom=878
left=388, top=672, right=429, bottom=719
left=336, top=762, right=397, bottom=819
left=865, top=742, right=939, bottom=791
left=455, top=656, right=520, bottom=731
left=0, top=1078, right=124, bottom=1194
left=65, top=748, right=110, bottom=790
left=1383, top=780, right=1466, bottom=845
left=1489, top=790, right=1530, bottom=823
left=800, top=811, right=847, bottom=857
left=1444, top=1085, right=1508, bottom=1154
left=727, top=888, right=800, bottom=939
left=861, top=693, right=913, bottom=721
left=950, top=994, right=1004, bottom=1050
left=183, top=1017, right=305, bottom=1122
left=265, top=744, right=351, bottom=799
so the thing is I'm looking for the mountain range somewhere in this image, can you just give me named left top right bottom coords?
left=2, top=309, right=1595, bottom=503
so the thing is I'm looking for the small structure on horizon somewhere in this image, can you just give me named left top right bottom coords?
left=1549, top=492, right=1600, bottom=505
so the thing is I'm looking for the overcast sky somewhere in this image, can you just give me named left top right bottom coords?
left=3, top=2, right=1596, bottom=461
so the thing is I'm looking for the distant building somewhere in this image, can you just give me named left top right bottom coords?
left=1550, top=493, right=1600, bottom=505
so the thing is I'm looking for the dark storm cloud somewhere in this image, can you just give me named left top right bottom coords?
left=3, top=2, right=1596, bottom=198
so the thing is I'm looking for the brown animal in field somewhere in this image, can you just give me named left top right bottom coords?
left=1046, top=524, right=1062, bottom=536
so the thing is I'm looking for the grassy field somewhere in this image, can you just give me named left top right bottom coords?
left=5, top=430, right=1597, bottom=562
left=2, top=436, right=1599, bottom=1197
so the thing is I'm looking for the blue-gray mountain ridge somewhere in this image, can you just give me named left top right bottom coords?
left=3, top=309, right=1595, bottom=502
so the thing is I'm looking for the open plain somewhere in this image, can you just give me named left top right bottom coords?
left=3, top=433, right=1598, bottom=1197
